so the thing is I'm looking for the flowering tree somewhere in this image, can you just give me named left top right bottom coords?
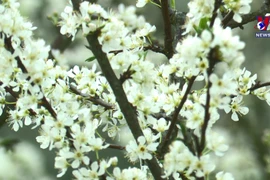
left=1, top=0, right=270, bottom=179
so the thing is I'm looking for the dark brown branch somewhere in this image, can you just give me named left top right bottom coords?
left=4, top=35, right=57, bottom=119
left=199, top=82, right=211, bottom=155
left=108, top=144, right=125, bottom=150
left=4, top=86, right=18, bottom=100
left=161, top=0, right=174, bottom=58
left=226, top=1, right=270, bottom=29
left=199, top=48, right=218, bottom=155
left=86, top=32, right=143, bottom=139
left=222, top=11, right=234, bottom=27
left=152, top=111, right=196, bottom=155
left=86, top=31, right=165, bottom=179
left=71, top=0, right=81, bottom=12
left=165, top=76, right=196, bottom=143
left=169, top=0, right=270, bottom=33
left=41, top=96, right=57, bottom=119
left=1, top=82, right=37, bottom=117
left=158, top=76, right=196, bottom=158
left=109, top=44, right=166, bottom=56
left=69, top=84, right=114, bottom=109
left=249, top=82, right=270, bottom=92
left=119, top=65, right=135, bottom=84
left=4, top=36, right=28, bottom=73
left=210, top=0, right=223, bottom=27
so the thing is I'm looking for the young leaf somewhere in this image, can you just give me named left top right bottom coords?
left=85, top=56, right=96, bottom=62
left=199, top=17, right=209, bottom=30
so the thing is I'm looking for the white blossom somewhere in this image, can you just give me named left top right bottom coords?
left=0, top=1, right=269, bottom=180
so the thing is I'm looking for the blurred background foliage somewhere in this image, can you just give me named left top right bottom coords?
left=0, top=0, right=270, bottom=179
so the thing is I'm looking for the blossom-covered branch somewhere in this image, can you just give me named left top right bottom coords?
left=226, top=0, right=270, bottom=28
left=160, top=76, right=196, bottom=157
left=2, top=0, right=270, bottom=179
left=69, top=84, right=114, bottom=109
left=86, top=31, right=166, bottom=179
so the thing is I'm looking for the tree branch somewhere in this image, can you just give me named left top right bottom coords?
left=226, top=1, right=270, bottom=29
left=161, top=0, right=174, bottom=58
left=86, top=31, right=165, bottom=179
left=108, top=144, right=125, bottom=150
left=71, top=0, right=81, bottom=12
left=249, top=81, right=270, bottom=92
left=109, top=44, right=166, bottom=56
left=199, top=48, right=218, bottom=155
left=158, top=76, right=196, bottom=158
left=119, top=65, right=135, bottom=84
left=69, top=84, right=115, bottom=109
left=165, top=76, right=196, bottom=142
left=210, top=0, right=222, bottom=27
left=168, top=0, right=270, bottom=34
left=221, top=11, right=234, bottom=28
left=3, top=36, right=57, bottom=119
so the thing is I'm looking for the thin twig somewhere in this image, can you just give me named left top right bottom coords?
left=41, top=96, right=57, bottom=119
left=167, top=1, right=270, bottom=31
left=69, top=84, right=114, bottom=109
left=165, top=76, right=196, bottom=143
left=119, top=65, right=135, bottom=84
left=222, top=11, right=234, bottom=27
left=249, top=82, right=270, bottom=92
left=1, top=82, right=37, bottom=117
left=226, top=1, right=270, bottom=29
left=199, top=48, right=218, bottom=155
left=158, top=76, right=196, bottom=159
left=4, top=36, right=58, bottom=119
left=4, top=86, right=18, bottom=100
left=108, top=144, right=125, bottom=150
left=109, top=44, right=166, bottom=56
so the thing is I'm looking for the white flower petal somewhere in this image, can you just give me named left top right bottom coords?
left=231, top=112, right=239, bottom=121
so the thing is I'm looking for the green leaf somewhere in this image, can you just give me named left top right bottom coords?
left=170, top=0, right=176, bottom=10
left=193, top=17, right=210, bottom=34
left=199, top=17, right=209, bottom=30
left=193, top=25, right=201, bottom=34
left=85, top=56, right=96, bottom=62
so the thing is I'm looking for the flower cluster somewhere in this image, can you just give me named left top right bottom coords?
left=126, top=132, right=159, bottom=162
left=223, top=0, right=252, bottom=23
left=164, top=141, right=216, bottom=178
left=0, top=0, right=269, bottom=180
left=185, top=0, right=252, bottom=34
left=59, top=2, right=156, bottom=52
